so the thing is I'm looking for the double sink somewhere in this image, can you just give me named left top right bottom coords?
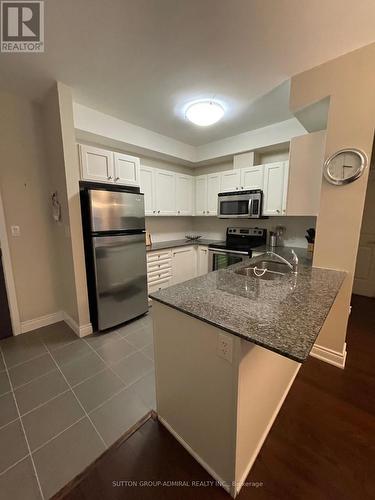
left=234, top=252, right=298, bottom=281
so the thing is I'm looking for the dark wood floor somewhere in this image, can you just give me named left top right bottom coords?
left=61, top=294, right=375, bottom=500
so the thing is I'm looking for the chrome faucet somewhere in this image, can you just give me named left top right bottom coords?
left=264, top=250, right=299, bottom=274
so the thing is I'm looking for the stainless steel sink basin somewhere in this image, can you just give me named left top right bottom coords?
left=235, top=260, right=292, bottom=280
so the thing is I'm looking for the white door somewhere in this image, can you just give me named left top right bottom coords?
left=197, top=246, right=209, bottom=276
left=207, top=174, right=220, bottom=215
left=176, top=174, right=194, bottom=215
left=195, top=176, right=208, bottom=215
left=113, top=152, right=140, bottom=186
left=353, top=169, right=375, bottom=296
left=171, top=246, right=197, bottom=284
left=155, top=170, right=176, bottom=215
left=262, top=162, right=286, bottom=216
left=241, top=166, right=264, bottom=190
left=79, top=145, right=114, bottom=183
left=220, top=170, right=241, bottom=192
left=140, top=166, right=156, bottom=215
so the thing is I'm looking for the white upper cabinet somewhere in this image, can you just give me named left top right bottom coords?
left=154, top=170, right=176, bottom=216
left=241, top=166, right=264, bottom=190
left=79, top=145, right=114, bottom=183
left=207, top=174, right=220, bottom=215
left=195, top=174, right=219, bottom=216
left=262, top=162, right=288, bottom=216
left=140, top=165, right=156, bottom=215
left=113, top=152, right=140, bottom=186
left=195, top=175, right=208, bottom=215
left=79, top=145, right=140, bottom=187
left=220, top=169, right=241, bottom=192
left=176, top=174, right=194, bottom=216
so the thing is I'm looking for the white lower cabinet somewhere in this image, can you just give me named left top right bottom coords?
left=197, top=246, right=209, bottom=276
left=171, top=246, right=197, bottom=285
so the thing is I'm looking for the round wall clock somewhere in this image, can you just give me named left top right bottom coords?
left=323, top=148, right=368, bottom=186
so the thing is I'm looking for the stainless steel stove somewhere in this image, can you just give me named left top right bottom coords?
left=208, top=227, right=267, bottom=271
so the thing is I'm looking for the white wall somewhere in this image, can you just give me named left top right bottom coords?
left=192, top=216, right=315, bottom=248
left=145, top=217, right=193, bottom=243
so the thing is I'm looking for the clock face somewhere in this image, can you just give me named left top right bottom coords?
left=324, top=149, right=367, bottom=185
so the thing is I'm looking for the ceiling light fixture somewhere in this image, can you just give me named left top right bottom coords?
left=185, top=100, right=224, bottom=126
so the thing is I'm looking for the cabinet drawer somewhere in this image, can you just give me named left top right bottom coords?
left=147, top=250, right=172, bottom=262
left=148, top=277, right=172, bottom=294
left=148, top=268, right=172, bottom=283
left=147, top=260, right=171, bottom=273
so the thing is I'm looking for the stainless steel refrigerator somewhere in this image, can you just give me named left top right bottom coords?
left=81, top=185, right=148, bottom=331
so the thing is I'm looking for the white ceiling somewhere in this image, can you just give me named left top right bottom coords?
left=0, top=0, right=375, bottom=146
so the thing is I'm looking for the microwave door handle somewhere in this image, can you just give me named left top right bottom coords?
left=248, top=197, right=253, bottom=217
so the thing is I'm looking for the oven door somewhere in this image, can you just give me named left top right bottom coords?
left=208, top=249, right=250, bottom=271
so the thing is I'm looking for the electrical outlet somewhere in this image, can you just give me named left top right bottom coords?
left=217, top=333, right=233, bottom=363
left=10, top=225, right=20, bottom=237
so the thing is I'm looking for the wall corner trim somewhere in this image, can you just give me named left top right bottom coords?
left=20, top=311, right=63, bottom=334
left=310, top=342, right=347, bottom=369
left=62, top=312, right=93, bottom=337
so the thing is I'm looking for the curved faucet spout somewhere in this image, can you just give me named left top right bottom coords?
left=264, top=250, right=298, bottom=274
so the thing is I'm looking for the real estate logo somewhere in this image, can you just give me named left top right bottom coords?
left=1, top=1, right=44, bottom=52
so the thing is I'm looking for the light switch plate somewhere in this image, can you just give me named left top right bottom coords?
left=217, top=333, right=233, bottom=363
left=10, top=225, right=20, bottom=237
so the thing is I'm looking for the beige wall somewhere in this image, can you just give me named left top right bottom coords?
left=57, top=83, right=91, bottom=330
left=41, top=85, right=79, bottom=323
left=290, top=42, right=375, bottom=355
left=0, top=91, right=60, bottom=324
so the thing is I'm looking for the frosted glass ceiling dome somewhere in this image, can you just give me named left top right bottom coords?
left=185, top=100, right=224, bottom=126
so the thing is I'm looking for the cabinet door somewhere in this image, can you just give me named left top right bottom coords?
left=220, top=170, right=241, bottom=192
left=79, top=145, right=114, bottom=183
left=113, top=152, right=140, bottom=186
left=197, top=246, right=209, bottom=276
left=241, top=166, right=264, bottom=190
left=176, top=174, right=194, bottom=215
left=262, top=162, right=286, bottom=216
left=281, top=161, right=289, bottom=215
left=171, top=246, right=197, bottom=284
left=140, top=166, right=156, bottom=216
left=195, top=175, right=208, bottom=215
left=155, top=170, right=176, bottom=215
left=207, top=174, right=220, bottom=216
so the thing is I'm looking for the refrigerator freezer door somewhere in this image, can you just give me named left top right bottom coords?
left=93, top=233, right=148, bottom=330
left=89, top=189, right=145, bottom=232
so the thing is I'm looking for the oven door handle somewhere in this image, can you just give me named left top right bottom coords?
left=208, top=248, right=249, bottom=256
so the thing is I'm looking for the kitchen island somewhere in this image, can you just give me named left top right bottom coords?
left=149, top=253, right=345, bottom=497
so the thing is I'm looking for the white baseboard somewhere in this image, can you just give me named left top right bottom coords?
left=158, top=416, right=232, bottom=496
left=310, top=342, right=347, bottom=369
left=62, top=312, right=93, bottom=338
left=20, top=311, right=63, bottom=334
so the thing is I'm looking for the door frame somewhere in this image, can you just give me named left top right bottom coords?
left=0, top=189, right=21, bottom=335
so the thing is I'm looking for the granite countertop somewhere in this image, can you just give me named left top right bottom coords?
left=146, top=239, right=224, bottom=252
left=149, top=252, right=345, bottom=363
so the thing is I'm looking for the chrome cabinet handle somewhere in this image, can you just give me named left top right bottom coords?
left=207, top=210, right=210, bottom=214
left=108, top=176, right=113, bottom=180
left=158, top=210, right=160, bottom=213
left=115, top=176, right=120, bottom=181
left=203, top=211, right=206, bottom=214
left=153, top=210, right=156, bottom=213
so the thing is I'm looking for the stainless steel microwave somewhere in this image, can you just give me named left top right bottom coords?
left=217, top=189, right=263, bottom=218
